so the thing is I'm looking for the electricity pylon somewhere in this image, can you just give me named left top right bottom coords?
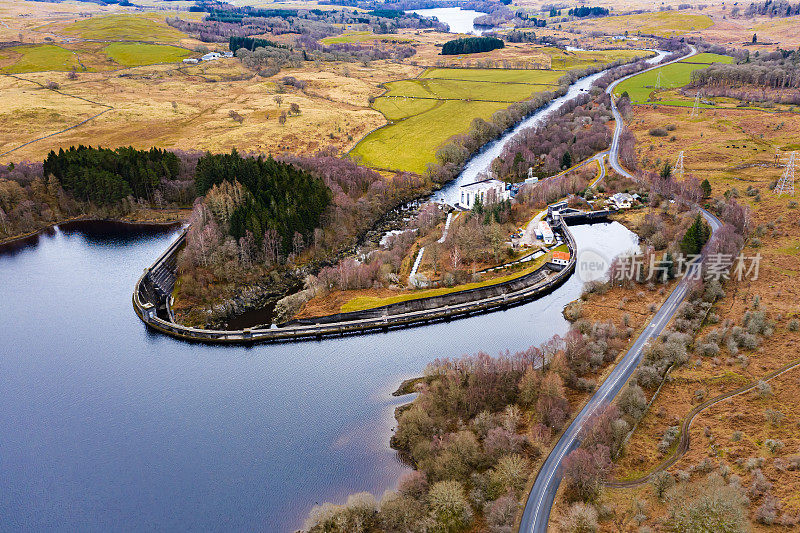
left=655, top=71, right=662, bottom=89
left=675, top=151, right=685, bottom=180
left=690, top=92, right=701, bottom=117
left=775, top=151, right=796, bottom=196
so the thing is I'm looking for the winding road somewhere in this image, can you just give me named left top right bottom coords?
left=519, top=45, right=725, bottom=533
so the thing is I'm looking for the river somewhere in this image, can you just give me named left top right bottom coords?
left=0, top=220, right=637, bottom=531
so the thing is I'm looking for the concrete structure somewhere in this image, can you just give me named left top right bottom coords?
left=610, top=192, right=633, bottom=209
left=133, top=223, right=578, bottom=344
left=548, top=200, right=568, bottom=220
left=459, top=178, right=509, bottom=209
left=182, top=58, right=199, bottom=64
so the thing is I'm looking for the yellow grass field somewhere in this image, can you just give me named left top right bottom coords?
left=0, top=60, right=416, bottom=164
left=61, top=14, right=188, bottom=43
left=564, top=11, right=714, bottom=38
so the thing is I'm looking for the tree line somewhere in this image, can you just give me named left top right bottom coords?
left=441, top=36, right=505, bottom=55
left=43, top=146, right=181, bottom=205
left=567, top=6, right=609, bottom=17
left=228, top=36, right=286, bottom=53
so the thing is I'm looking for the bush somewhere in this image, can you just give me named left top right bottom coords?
left=658, top=426, right=680, bottom=454
left=651, top=471, right=675, bottom=500
left=485, top=494, right=519, bottom=533
left=559, top=502, right=599, bottom=533
left=428, top=480, right=473, bottom=532
left=649, top=127, right=669, bottom=137
left=665, top=474, right=747, bottom=532
left=618, top=383, right=648, bottom=423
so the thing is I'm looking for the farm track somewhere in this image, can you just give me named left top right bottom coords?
left=607, top=356, right=800, bottom=488
left=0, top=73, right=114, bottom=158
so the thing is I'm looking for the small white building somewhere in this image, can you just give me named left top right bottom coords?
left=201, top=52, right=222, bottom=61
left=182, top=58, right=199, bottom=64
left=459, top=178, right=509, bottom=210
left=538, top=220, right=554, bottom=245
left=223, top=51, right=234, bottom=58
left=610, top=192, right=634, bottom=209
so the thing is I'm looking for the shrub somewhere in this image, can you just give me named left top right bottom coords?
left=618, top=382, right=648, bottom=423
left=651, top=471, right=675, bottom=500
left=559, top=502, right=599, bottom=533
left=428, top=480, right=473, bottom=532
left=665, top=473, right=747, bottom=532
left=658, top=426, right=680, bottom=454
left=765, top=439, right=784, bottom=454
left=789, top=319, right=800, bottom=332
left=485, top=494, right=519, bottom=533
left=649, top=127, right=669, bottom=137
left=756, top=495, right=779, bottom=525
left=755, top=380, right=772, bottom=398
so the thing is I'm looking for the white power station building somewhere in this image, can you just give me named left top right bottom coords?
left=459, top=178, right=509, bottom=209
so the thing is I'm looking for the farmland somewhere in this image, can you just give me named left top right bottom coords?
left=352, top=52, right=645, bottom=174
left=350, top=99, right=509, bottom=173
left=613, top=53, right=733, bottom=105
left=102, top=43, right=191, bottom=67
left=0, top=44, right=80, bottom=74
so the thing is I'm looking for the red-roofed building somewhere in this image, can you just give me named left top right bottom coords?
left=551, top=251, right=570, bottom=266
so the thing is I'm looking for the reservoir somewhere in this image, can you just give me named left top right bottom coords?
left=0, top=220, right=637, bottom=531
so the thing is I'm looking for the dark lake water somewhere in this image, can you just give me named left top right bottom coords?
left=0, top=221, right=637, bottom=531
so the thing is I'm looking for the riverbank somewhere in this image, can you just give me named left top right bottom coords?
left=0, top=208, right=188, bottom=248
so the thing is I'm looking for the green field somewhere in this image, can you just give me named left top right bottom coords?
left=321, top=31, right=413, bottom=44
left=373, top=97, right=439, bottom=121
left=62, top=14, right=187, bottom=42
left=420, top=67, right=566, bottom=84
left=351, top=100, right=508, bottom=173
left=103, top=43, right=191, bottom=66
left=544, top=48, right=654, bottom=70
left=680, top=52, right=736, bottom=65
left=615, top=53, right=733, bottom=104
left=354, top=51, right=658, bottom=174
left=0, top=44, right=79, bottom=73
left=382, top=78, right=552, bottom=102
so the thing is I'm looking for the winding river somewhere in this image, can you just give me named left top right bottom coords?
left=0, top=25, right=662, bottom=531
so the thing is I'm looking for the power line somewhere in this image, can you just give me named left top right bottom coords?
left=690, top=92, right=701, bottom=117
left=675, top=151, right=685, bottom=180
left=775, top=151, right=796, bottom=196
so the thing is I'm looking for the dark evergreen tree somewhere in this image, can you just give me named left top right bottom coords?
left=195, top=150, right=331, bottom=252
left=441, top=36, right=504, bottom=55
left=681, top=214, right=711, bottom=255
left=701, top=179, right=712, bottom=198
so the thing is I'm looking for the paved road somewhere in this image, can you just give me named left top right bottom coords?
left=519, top=44, right=725, bottom=533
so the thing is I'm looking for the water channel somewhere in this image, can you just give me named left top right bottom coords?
left=1, top=18, right=659, bottom=530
